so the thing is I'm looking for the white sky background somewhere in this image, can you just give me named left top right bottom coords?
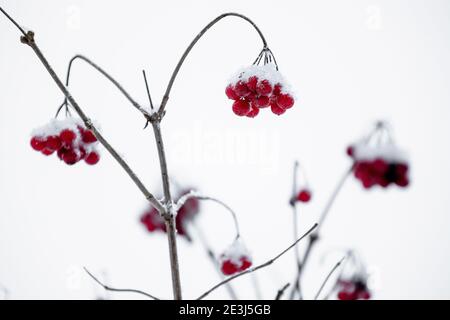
left=0, top=0, right=449, bottom=300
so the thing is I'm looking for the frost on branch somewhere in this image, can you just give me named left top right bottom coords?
left=30, top=118, right=100, bottom=165
left=140, top=189, right=200, bottom=241
left=219, top=239, right=253, bottom=276
left=226, top=63, right=295, bottom=117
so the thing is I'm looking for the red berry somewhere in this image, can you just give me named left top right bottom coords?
left=270, top=102, right=286, bottom=115
left=41, top=148, right=54, bottom=156
left=225, top=85, right=239, bottom=100
left=30, top=136, right=46, bottom=151
left=221, top=260, right=238, bottom=275
left=85, top=151, right=100, bottom=165
left=82, top=130, right=97, bottom=144
left=359, top=290, right=371, bottom=300
left=297, top=189, right=312, bottom=202
left=59, top=129, right=76, bottom=145
left=255, top=95, right=270, bottom=108
left=256, top=79, right=272, bottom=95
left=246, top=106, right=259, bottom=118
left=45, top=136, right=62, bottom=151
left=234, top=81, right=250, bottom=97
left=272, top=84, right=282, bottom=96
left=277, top=93, right=294, bottom=109
left=246, top=76, right=258, bottom=92
left=232, top=100, right=251, bottom=116
left=346, top=146, right=354, bottom=157
left=372, top=158, right=388, bottom=174
left=239, top=257, right=252, bottom=271
left=338, top=291, right=351, bottom=300
left=62, top=149, right=78, bottom=165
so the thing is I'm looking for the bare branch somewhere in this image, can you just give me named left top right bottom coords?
left=150, top=121, right=182, bottom=300
left=84, top=267, right=160, bottom=300
left=63, top=55, right=151, bottom=116
left=158, top=12, right=269, bottom=117
left=0, top=6, right=26, bottom=35
left=197, top=223, right=318, bottom=300
left=0, top=7, right=164, bottom=213
left=176, top=191, right=241, bottom=240
left=275, top=283, right=290, bottom=300
left=314, top=256, right=346, bottom=300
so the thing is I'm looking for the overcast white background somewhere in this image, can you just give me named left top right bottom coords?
left=1, top=0, right=449, bottom=299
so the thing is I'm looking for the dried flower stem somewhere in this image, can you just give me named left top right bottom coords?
left=84, top=267, right=160, bottom=300
left=197, top=223, right=318, bottom=300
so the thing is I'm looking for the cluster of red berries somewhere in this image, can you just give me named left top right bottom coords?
left=219, top=240, right=252, bottom=275
left=140, top=190, right=200, bottom=241
left=30, top=119, right=100, bottom=165
left=337, top=279, right=371, bottom=300
left=225, top=65, right=295, bottom=117
left=347, top=144, right=410, bottom=189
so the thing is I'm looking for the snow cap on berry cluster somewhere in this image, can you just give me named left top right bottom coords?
left=228, top=64, right=294, bottom=96
left=351, top=141, right=408, bottom=163
left=219, top=239, right=251, bottom=267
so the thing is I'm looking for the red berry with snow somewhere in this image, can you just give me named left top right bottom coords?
left=30, top=136, right=46, bottom=151
left=232, top=100, right=251, bottom=116
left=219, top=240, right=252, bottom=276
left=85, top=151, right=100, bottom=165
left=59, top=129, right=76, bottom=146
left=45, top=136, right=62, bottom=151
left=225, top=85, right=239, bottom=100
left=234, top=81, right=250, bottom=97
left=256, top=79, right=272, bottom=96
left=81, top=129, right=97, bottom=144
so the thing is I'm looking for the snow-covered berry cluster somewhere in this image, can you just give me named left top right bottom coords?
left=337, top=278, right=371, bottom=300
left=225, top=64, right=295, bottom=117
left=30, top=119, right=100, bottom=165
left=219, top=240, right=252, bottom=276
left=347, top=142, right=410, bottom=189
left=140, top=189, right=200, bottom=241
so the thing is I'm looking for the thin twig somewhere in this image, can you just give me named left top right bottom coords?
left=64, top=55, right=151, bottom=116
left=290, top=165, right=353, bottom=298
left=0, top=8, right=164, bottom=212
left=314, top=256, right=346, bottom=300
left=84, top=267, right=160, bottom=300
left=196, top=223, right=318, bottom=300
left=290, top=161, right=303, bottom=299
left=175, top=191, right=241, bottom=240
left=142, top=70, right=154, bottom=110
left=275, top=283, right=290, bottom=300
left=193, top=223, right=238, bottom=300
left=158, top=12, right=268, bottom=117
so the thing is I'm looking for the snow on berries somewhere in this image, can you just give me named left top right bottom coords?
left=140, top=189, right=200, bottom=241
left=348, top=141, right=410, bottom=189
left=225, top=64, right=295, bottom=117
left=337, top=278, right=371, bottom=300
left=30, top=118, right=100, bottom=166
left=219, top=240, right=252, bottom=276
